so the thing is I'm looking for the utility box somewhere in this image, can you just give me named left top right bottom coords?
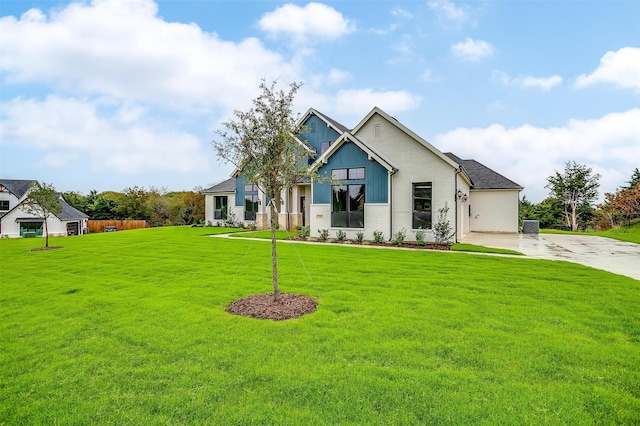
left=522, top=220, right=539, bottom=234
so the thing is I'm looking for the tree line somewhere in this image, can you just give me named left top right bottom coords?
left=520, top=164, right=640, bottom=231
left=64, top=186, right=205, bottom=227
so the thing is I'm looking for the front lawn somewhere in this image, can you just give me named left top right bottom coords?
left=1, top=226, right=639, bottom=424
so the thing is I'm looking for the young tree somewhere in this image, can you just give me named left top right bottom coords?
left=545, top=161, right=600, bottom=231
left=213, top=80, right=313, bottom=301
left=21, top=182, right=63, bottom=248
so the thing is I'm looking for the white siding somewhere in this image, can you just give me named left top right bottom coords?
left=469, top=190, right=520, bottom=233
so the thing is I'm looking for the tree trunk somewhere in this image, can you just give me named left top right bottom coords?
left=44, top=218, right=49, bottom=248
left=269, top=201, right=280, bottom=301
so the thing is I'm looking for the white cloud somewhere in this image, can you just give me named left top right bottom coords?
left=574, top=47, right=640, bottom=92
left=428, top=0, right=472, bottom=27
left=492, top=70, right=563, bottom=90
left=331, top=88, right=421, bottom=118
left=392, top=8, right=413, bottom=19
left=258, top=2, right=355, bottom=44
left=433, top=109, right=640, bottom=202
left=451, top=38, right=494, bottom=62
left=0, top=0, right=296, bottom=111
left=0, top=96, right=210, bottom=175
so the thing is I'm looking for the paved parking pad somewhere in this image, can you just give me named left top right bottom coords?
left=461, top=233, right=640, bottom=281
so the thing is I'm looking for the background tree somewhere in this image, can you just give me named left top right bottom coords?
left=626, top=167, right=640, bottom=189
left=213, top=80, right=313, bottom=301
left=545, top=161, right=600, bottom=231
left=21, top=182, right=62, bottom=248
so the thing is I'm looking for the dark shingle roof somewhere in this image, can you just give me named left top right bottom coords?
left=313, top=109, right=349, bottom=133
left=0, top=179, right=35, bottom=198
left=202, top=178, right=236, bottom=194
left=445, top=153, right=522, bottom=190
left=58, top=196, right=89, bottom=220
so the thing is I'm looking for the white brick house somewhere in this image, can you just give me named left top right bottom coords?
left=204, top=107, right=522, bottom=242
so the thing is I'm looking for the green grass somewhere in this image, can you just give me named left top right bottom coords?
left=228, top=229, right=294, bottom=240
left=2, top=227, right=639, bottom=424
left=541, top=222, right=640, bottom=244
left=451, top=243, right=523, bottom=255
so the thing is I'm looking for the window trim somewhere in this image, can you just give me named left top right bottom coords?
left=214, top=196, right=228, bottom=220
left=412, top=182, right=432, bottom=230
left=331, top=183, right=365, bottom=228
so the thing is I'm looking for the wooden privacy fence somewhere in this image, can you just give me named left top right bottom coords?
left=87, top=220, right=148, bottom=233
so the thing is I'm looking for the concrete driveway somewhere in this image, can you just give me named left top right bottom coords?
left=461, top=233, right=640, bottom=281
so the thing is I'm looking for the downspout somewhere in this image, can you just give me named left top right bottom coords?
left=389, top=168, right=397, bottom=241
left=454, top=166, right=462, bottom=243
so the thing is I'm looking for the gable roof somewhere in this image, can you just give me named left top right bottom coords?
left=311, top=131, right=398, bottom=173
left=0, top=179, right=35, bottom=198
left=351, top=107, right=461, bottom=170
left=299, top=108, right=349, bottom=134
left=444, top=153, right=522, bottom=190
left=202, top=178, right=236, bottom=194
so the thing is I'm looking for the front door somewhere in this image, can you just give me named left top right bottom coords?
left=300, top=196, right=306, bottom=227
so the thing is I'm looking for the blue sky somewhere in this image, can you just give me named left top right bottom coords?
left=1, top=0, right=638, bottom=202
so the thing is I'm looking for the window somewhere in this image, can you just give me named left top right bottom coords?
left=332, top=168, right=347, bottom=180
left=244, top=184, right=258, bottom=192
left=412, top=182, right=432, bottom=229
left=310, top=122, right=316, bottom=133
left=0, top=200, right=8, bottom=211
left=348, top=167, right=365, bottom=180
left=332, top=184, right=365, bottom=228
left=332, top=167, right=365, bottom=180
left=320, top=141, right=331, bottom=154
left=245, top=194, right=259, bottom=221
left=214, top=196, right=228, bottom=220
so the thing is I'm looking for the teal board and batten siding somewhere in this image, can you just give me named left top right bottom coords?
left=300, top=115, right=341, bottom=154
left=313, top=141, right=389, bottom=204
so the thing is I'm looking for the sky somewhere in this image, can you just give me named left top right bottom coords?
left=1, top=0, right=638, bottom=202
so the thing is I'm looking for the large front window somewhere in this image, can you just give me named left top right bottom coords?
left=332, top=184, right=365, bottom=228
left=413, top=182, right=432, bottom=229
left=214, top=196, right=228, bottom=220
left=245, top=194, right=259, bottom=221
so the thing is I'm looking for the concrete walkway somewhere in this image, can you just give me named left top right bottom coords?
left=461, top=233, right=640, bottom=281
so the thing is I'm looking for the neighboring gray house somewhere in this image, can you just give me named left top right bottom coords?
left=204, top=107, right=522, bottom=241
left=0, top=179, right=89, bottom=237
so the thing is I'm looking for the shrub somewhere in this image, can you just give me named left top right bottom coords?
left=355, top=231, right=365, bottom=243
left=415, top=227, right=426, bottom=246
left=298, top=226, right=310, bottom=239
left=433, top=203, right=455, bottom=244
left=318, top=229, right=329, bottom=241
left=392, top=228, right=406, bottom=245
left=336, top=230, right=347, bottom=241
left=247, top=222, right=257, bottom=231
left=373, top=230, right=384, bottom=243
left=224, top=209, right=238, bottom=228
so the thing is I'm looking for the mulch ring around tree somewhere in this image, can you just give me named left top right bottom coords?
left=29, top=246, right=64, bottom=252
left=226, top=293, right=318, bottom=321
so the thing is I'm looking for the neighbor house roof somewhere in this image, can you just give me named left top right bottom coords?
left=58, top=196, right=90, bottom=220
left=202, top=178, right=236, bottom=194
left=0, top=179, right=35, bottom=199
left=2, top=192, right=89, bottom=221
left=444, top=153, right=522, bottom=190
